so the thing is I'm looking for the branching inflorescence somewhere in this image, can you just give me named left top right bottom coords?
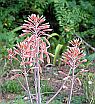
left=46, top=38, right=87, bottom=104
left=8, top=14, right=52, bottom=104
left=62, top=38, right=87, bottom=104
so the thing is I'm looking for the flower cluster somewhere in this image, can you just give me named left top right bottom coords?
left=62, top=38, right=87, bottom=69
left=8, top=14, right=52, bottom=66
left=20, top=14, right=52, bottom=37
left=7, top=14, right=52, bottom=104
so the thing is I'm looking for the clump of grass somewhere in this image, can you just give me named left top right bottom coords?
left=41, top=80, right=54, bottom=95
left=1, top=80, right=22, bottom=93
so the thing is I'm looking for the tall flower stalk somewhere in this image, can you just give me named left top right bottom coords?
left=46, top=38, right=87, bottom=104
left=8, top=14, right=52, bottom=104
left=8, top=42, right=34, bottom=104
left=62, top=38, right=87, bottom=104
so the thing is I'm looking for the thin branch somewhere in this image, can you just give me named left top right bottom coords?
left=46, top=84, right=63, bottom=104
left=23, top=64, right=33, bottom=104
left=46, top=68, right=71, bottom=104
left=17, top=78, right=28, bottom=92
left=17, top=78, right=34, bottom=99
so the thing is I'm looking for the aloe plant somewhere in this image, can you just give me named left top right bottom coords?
left=8, top=14, right=52, bottom=104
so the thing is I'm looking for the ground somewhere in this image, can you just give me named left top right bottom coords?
left=0, top=61, right=95, bottom=104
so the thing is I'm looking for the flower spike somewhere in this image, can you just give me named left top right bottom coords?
left=62, top=39, right=87, bottom=69
left=21, top=14, right=52, bottom=37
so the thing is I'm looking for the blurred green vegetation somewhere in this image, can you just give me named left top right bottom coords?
left=82, top=72, right=95, bottom=103
left=1, top=80, right=22, bottom=93
left=53, top=0, right=95, bottom=44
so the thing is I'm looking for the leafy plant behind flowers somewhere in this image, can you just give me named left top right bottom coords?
left=53, top=0, right=95, bottom=45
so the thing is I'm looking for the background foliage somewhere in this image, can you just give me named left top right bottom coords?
left=53, top=0, right=95, bottom=44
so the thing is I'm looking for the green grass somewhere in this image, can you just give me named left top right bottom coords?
left=1, top=80, right=22, bottom=94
